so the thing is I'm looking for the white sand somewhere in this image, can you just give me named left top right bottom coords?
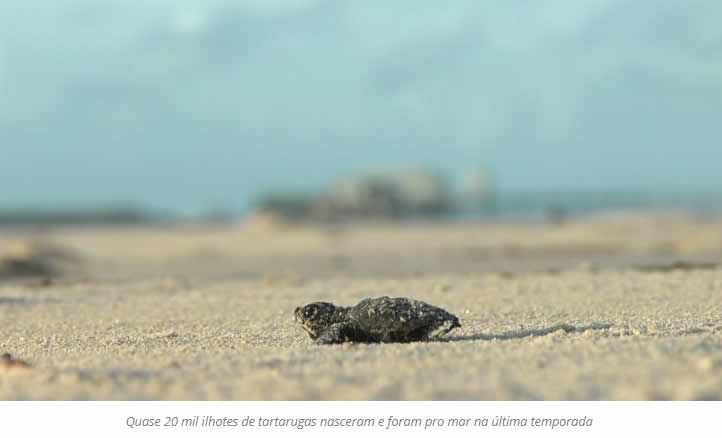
left=1, top=214, right=721, bottom=400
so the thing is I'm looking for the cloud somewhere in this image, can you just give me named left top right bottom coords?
left=172, top=7, right=212, bottom=36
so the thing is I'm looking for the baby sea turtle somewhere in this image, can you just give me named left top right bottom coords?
left=294, top=296, right=461, bottom=344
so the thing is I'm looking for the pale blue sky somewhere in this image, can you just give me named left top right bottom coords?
left=1, top=1, right=721, bottom=212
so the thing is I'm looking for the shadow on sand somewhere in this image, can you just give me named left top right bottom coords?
left=446, top=322, right=613, bottom=342
left=0, top=296, right=63, bottom=305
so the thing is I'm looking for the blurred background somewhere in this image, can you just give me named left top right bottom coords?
left=1, top=0, right=721, bottom=224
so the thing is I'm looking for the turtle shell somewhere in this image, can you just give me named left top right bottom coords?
left=346, top=296, right=460, bottom=342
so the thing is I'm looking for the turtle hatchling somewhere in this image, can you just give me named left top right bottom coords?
left=294, top=296, right=461, bottom=344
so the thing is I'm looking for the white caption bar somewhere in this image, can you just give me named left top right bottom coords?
left=1, top=401, right=719, bottom=437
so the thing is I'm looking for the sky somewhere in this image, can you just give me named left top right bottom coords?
left=1, top=0, right=721, bottom=213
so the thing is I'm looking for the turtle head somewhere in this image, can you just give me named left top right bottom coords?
left=294, top=302, right=338, bottom=339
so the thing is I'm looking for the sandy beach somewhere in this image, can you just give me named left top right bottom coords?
left=1, top=213, right=721, bottom=400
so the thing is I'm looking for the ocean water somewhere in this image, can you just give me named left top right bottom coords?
left=2, top=191, right=721, bottom=226
left=471, top=192, right=722, bottom=223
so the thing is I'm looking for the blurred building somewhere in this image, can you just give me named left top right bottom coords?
left=458, top=168, right=496, bottom=213
left=326, top=169, right=451, bottom=219
left=253, top=168, right=454, bottom=223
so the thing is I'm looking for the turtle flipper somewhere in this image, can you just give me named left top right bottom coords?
left=424, top=317, right=461, bottom=340
left=314, top=322, right=379, bottom=344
